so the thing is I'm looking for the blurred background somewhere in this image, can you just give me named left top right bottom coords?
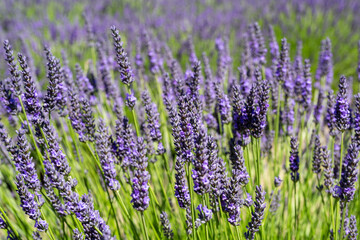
left=1, top=0, right=360, bottom=85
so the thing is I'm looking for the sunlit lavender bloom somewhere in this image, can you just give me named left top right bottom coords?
left=131, top=138, right=150, bottom=211
left=43, top=47, right=61, bottom=114
left=333, top=142, right=359, bottom=202
left=126, top=91, right=137, bottom=110
left=96, top=120, right=120, bottom=191
left=245, top=185, right=266, bottom=240
left=195, top=204, right=213, bottom=228
left=174, top=156, right=191, bottom=209
left=274, top=176, right=282, bottom=187
left=315, top=38, right=333, bottom=88
left=3, top=40, right=21, bottom=97
left=334, top=76, right=350, bottom=132
left=18, top=53, right=43, bottom=125
left=347, top=215, right=358, bottom=240
left=320, top=146, right=333, bottom=192
left=192, top=128, right=210, bottom=195
left=313, top=135, right=322, bottom=174
left=141, top=91, right=162, bottom=142
left=289, top=137, right=300, bottom=182
left=111, top=25, right=134, bottom=85
left=143, top=30, right=160, bottom=74
left=160, top=212, right=174, bottom=239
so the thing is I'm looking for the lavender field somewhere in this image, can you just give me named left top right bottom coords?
left=1, top=0, right=360, bottom=239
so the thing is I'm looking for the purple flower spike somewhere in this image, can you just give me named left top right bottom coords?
left=289, top=137, right=300, bottom=182
left=334, top=76, right=350, bottom=132
left=131, top=138, right=150, bottom=211
left=111, top=25, right=134, bottom=86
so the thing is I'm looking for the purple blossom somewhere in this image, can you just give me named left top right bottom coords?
left=131, top=138, right=150, bottom=211
left=334, top=76, right=350, bottom=132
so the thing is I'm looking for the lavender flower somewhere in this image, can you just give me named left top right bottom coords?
left=111, top=26, right=134, bottom=86
left=72, top=228, right=84, bottom=240
left=315, top=38, right=333, bottom=88
left=131, top=137, right=150, bottom=211
left=312, top=135, right=322, bottom=174
left=334, top=76, right=350, bottom=132
left=215, top=82, right=231, bottom=124
left=276, top=38, right=289, bottom=84
left=80, top=97, right=96, bottom=142
left=289, top=137, right=300, bottom=182
left=195, top=204, right=213, bottom=228
left=251, top=80, right=270, bottom=138
left=333, top=142, right=359, bottom=202
left=43, top=47, right=61, bottom=114
left=347, top=215, right=358, bottom=240
left=274, top=176, right=282, bottom=187
left=126, top=91, right=137, bottom=110
left=3, top=40, right=21, bottom=97
left=96, top=120, right=120, bottom=191
left=160, top=212, right=173, bottom=239
left=301, top=59, right=312, bottom=110
left=68, top=88, right=85, bottom=142
left=14, top=129, right=41, bottom=191
left=245, top=185, right=266, bottom=240
left=15, top=174, right=46, bottom=231
left=141, top=91, right=162, bottom=142
left=143, top=31, right=160, bottom=74
left=269, top=25, right=279, bottom=61
left=229, top=144, right=249, bottom=186
left=192, top=128, right=210, bottom=195
left=354, top=94, right=360, bottom=143
left=321, top=146, right=333, bottom=191
left=96, top=42, right=116, bottom=100
left=18, top=53, right=43, bottom=125
left=174, top=156, right=191, bottom=209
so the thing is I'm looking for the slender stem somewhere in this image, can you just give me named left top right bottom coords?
left=126, top=85, right=140, bottom=136
left=339, top=202, right=347, bottom=240
left=338, top=132, right=345, bottom=179
left=141, top=212, right=149, bottom=240
left=0, top=207, right=20, bottom=239
left=186, top=162, right=196, bottom=240
left=294, top=181, right=297, bottom=236
left=202, top=197, right=209, bottom=240
left=274, top=84, right=282, bottom=176
left=17, top=96, right=44, bottom=170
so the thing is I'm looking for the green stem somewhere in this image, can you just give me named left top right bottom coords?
left=126, top=85, right=140, bottom=136
left=0, top=207, right=20, bottom=239
left=339, top=132, right=345, bottom=179
left=141, top=212, right=149, bottom=240
left=274, top=84, right=282, bottom=176
left=339, top=202, right=347, bottom=240
left=17, top=96, right=44, bottom=171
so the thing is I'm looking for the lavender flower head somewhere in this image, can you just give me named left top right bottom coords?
left=111, top=25, right=134, bottom=86
left=334, top=76, right=351, bottom=132
left=245, top=185, right=266, bottom=240
left=195, top=204, right=213, bottom=228
left=192, top=128, right=210, bottom=195
left=160, top=212, right=174, bottom=239
left=131, top=137, right=150, bottom=211
left=274, top=176, right=282, bottom=187
left=95, top=120, right=120, bottom=191
left=3, top=40, right=21, bottom=97
left=289, top=137, right=300, bottom=182
left=174, top=156, right=191, bottom=209
left=126, top=91, right=137, bottom=110
left=333, top=142, right=359, bottom=202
